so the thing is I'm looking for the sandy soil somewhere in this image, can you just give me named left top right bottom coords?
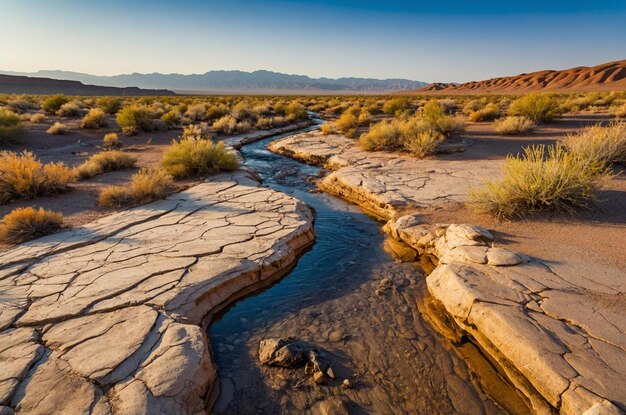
left=416, top=113, right=626, bottom=273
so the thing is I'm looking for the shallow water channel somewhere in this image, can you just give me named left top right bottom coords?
left=208, top=126, right=504, bottom=414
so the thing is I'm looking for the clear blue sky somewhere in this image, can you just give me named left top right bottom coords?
left=1, top=0, right=625, bottom=82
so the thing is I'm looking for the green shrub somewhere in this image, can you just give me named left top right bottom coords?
left=284, top=102, right=308, bottom=121
left=508, top=93, right=560, bottom=123
left=80, top=108, right=106, bottom=129
left=335, top=110, right=359, bottom=137
left=116, top=106, right=154, bottom=135
left=469, top=144, right=610, bottom=217
left=403, top=129, right=444, bottom=157
left=493, top=116, right=536, bottom=135
left=98, top=168, right=174, bottom=207
left=0, top=109, right=25, bottom=143
left=161, top=137, right=238, bottom=178
left=97, top=97, right=122, bottom=114
left=41, top=94, right=69, bottom=114
left=74, top=151, right=137, bottom=179
left=359, top=119, right=404, bottom=151
left=564, top=122, right=626, bottom=165
left=420, top=100, right=466, bottom=135
left=0, top=207, right=63, bottom=243
left=0, top=151, right=74, bottom=203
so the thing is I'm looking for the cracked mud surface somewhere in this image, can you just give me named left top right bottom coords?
left=0, top=169, right=315, bottom=414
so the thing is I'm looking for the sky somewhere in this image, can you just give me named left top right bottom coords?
left=1, top=0, right=625, bottom=83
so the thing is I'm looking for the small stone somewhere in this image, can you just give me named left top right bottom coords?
left=342, top=379, right=352, bottom=389
left=326, top=366, right=336, bottom=379
left=313, top=371, right=326, bottom=384
left=328, top=330, right=343, bottom=342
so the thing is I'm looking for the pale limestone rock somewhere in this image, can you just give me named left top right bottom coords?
left=0, top=169, right=315, bottom=414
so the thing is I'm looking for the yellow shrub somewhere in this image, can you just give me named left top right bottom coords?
left=0, top=108, right=25, bottom=143
left=564, top=122, right=626, bottom=165
left=98, top=168, right=174, bottom=207
left=74, top=151, right=137, bottom=179
left=508, top=93, right=560, bottom=123
left=80, top=108, right=106, bottom=129
left=47, top=122, right=68, bottom=135
left=0, top=151, right=74, bottom=203
left=468, top=103, right=500, bottom=122
left=103, top=133, right=122, bottom=149
left=161, top=137, right=238, bottom=178
left=0, top=207, right=63, bottom=243
left=493, top=116, right=536, bottom=135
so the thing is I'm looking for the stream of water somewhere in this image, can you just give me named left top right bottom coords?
left=208, top=125, right=504, bottom=414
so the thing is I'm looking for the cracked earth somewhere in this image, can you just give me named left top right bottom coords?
left=0, top=169, right=314, bottom=414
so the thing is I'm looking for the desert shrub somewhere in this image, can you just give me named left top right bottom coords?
left=103, top=132, right=122, bottom=149
left=463, top=99, right=485, bottom=115
left=41, top=94, right=69, bottom=114
left=358, top=109, right=372, bottom=125
left=438, top=98, right=457, bottom=114
left=284, top=102, right=308, bottom=121
left=74, top=151, right=137, bottom=179
left=206, top=104, right=229, bottom=120
left=161, top=137, right=238, bottom=178
left=0, top=207, right=63, bottom=243
left=335, top=110, right=359, bottom=137
left=98, top=168, right=174, bottom=207
left=0, top=109, right=25, bottom=143
left=615, top=103, right=626, bottom=119
left=420, top=101, right=465, bottom=135
left=46, top=122, right=69, bottom=135
left=30, top=113, right=45, bottom=123
left=0, top=151, right=74, bottom=203
left=508, top=93, right=560, bottom=123
left=182, top=124, right=211, bottom=140
left=80, top=108, right=106, bottom=129
left=184, top=103, right=206, bottom=122
left=382, top=98, right=408, bottom=115
left=6, top=97, right=36, bottom=113
left=359, top=119, right=404, bottom=151
left=320, top=122, right=337, bottom=135
left=403, top=129, right=444, bottom=157
left=212, top=115, right=251, bottom=134
left=564, top=122, right=626, bottom=165
left=116, top=106, right=154, bottom=135
left=161, top=109, right=182, bottom=126
left=56, top=102, right=82, bottom=117
left=468, top=144, right=610, bottom=217
left=468, top=103, right=500, bottom=122
left=493, top=116, right=536, bottom=135
left=97, top=97, right=122, bottom=114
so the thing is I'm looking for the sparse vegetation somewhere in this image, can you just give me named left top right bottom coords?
left=564, top=122, right=626, bottom=165
left=403, top=129, right=445, bottom=157
left=468, top=103, right=500, bottom=122
left=0, top=207, right=63, bottom=244
left=56, top=101, right=82, bottom=117
left=74, top=151, right=137, bottom=179
left=161, top=135, right=238, bottom=178
left=98, top=168, right=174, bottom=207
left=0, top=108, right=25, bottom=143
left=97, top=97, right=122, bottom=114
left=116, top=106, right=154, bottom=135
left=47, top=122, right=69, bottom=135
left=508, top=93, right=560, bottom=123
left=493, top=116, right=536, bottom=135
left=41, top=94, right=69, bottom=114
left=30, top=113, right=46, bottom=123
left=0, top=151, right=74, bottom=203
left=469, top=144, right=610, bottom=217
left=615, top=103, right=626, bottom=119
left=80, top=108, right=106, bottom=129
left=382, top=98, right=409, bottom=115
left=103, top=132, right=122, bottom=149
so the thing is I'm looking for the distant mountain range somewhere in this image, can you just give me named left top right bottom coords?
left=0, top=69, right=426, bottom=94
left=0, top=74, right=176, bottom=96
left=402, top=59, right=626, bottom=94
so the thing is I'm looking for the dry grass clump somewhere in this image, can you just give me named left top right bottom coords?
left=419, top=100, right=466, bottom=135
left=0, top=207, right=63, bottom=244
left=98, top=168, right=174, bottom=207
left=469, top=144, right=610, bottom=217
left=212, top=115, right=252, bottom=135
left=97, top=97, right=122, bottom=114
left=493, top=116, right=536, bottom=135
left=56, top=101, right=82, bottom=117
left=615, top=103, right=626, bottom=119
left=0, top=151, right=74, bottom=203
left=103, top=132, right=122, bottom=149
left=334, top=110, right=359, bottom=137
left=508, top=93, right=560, bottom=123
left=564, top=122, right=626, bottom=165
left=359, top=119, right=404, bottom=151
left=74, top=151, right=137, bottom=179
left=46, top=122, right=69, bottom=135
left=184, top=104, right=207, bottom=122
left=0, top=108, right=25, bottom=143
left=80, top=108, right=106, bottom=129
left=284, top=102, right=308, bottom=121
left=30, top=113, right=46, bottom=123
left=161, top=109, right=182, bottom=126
left=468, top=103, right=500, bottom=122
left=6, top=97, right=36, bottom=113
left=161, top=136, right=238, bottom=178
left=41, top=94, right=69, bottom=114
left=320, top=122, right=337, bottom=135
left=382, top=98, right=409, bottom=115
left=403, top=129, right=445, bottom=157
left=116, top=106, right=154, bottom=135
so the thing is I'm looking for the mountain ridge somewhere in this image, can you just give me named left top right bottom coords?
left=0, top=69, right=426, bottom=93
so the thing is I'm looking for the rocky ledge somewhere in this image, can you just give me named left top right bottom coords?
left=268, top=130, right=499, bottom=218
left=385, top=217, right=625, bottom=415
left=0, top=169, right=315, bottom=414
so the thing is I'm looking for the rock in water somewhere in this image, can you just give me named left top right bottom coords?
left=258, top=338, right=306, bottom=367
